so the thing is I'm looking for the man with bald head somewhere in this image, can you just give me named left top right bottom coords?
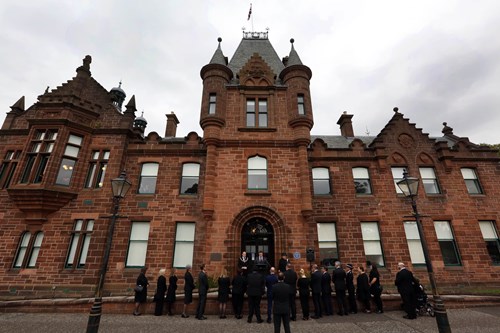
left=395, top=262, right=417, bottom=319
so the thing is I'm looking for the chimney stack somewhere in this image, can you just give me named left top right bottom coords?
left=337, top=112, right=354, bottom=137
left=165, top=112, right=179, bottom=137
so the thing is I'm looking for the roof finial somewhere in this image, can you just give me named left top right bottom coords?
left=290, top=38, right=295, bottom=44
left=393, top=107, right=399, bottom=113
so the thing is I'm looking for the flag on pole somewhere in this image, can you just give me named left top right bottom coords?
left=247, top=3, right=252, bottom=20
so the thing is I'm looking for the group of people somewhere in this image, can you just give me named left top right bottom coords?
left=133, top=252, right=423, bottom=328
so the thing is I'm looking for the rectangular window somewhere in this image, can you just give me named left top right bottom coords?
left=0, top=150, right=19, bottom=189
left=85, top=150, right=110, bottom=188
left=208, top=93, right=216, bottom=114
left=138, top=163, right=159, bottom=194
left=391, top=167, right=406, bottom=194
left=27, top=232, right=44, bottom=268
left=419, top=167, right=441, bottom=194
left=173, top=222, right=196, bottom=268
left=247, top=156, right=267, bottom=190
left=434, top=221, right=461, bottom=266
left=180, top=163, right=200, bottom=194
left=353, top=167, right=372, bottom=194
left=479, top=221, right=500, bottom=265
left=316, top=223, right=337, bottom=268
left=13, top=233, right=31, bottom=268
left=404, top=221, right=425, bottom=265
left=461, top=168, right=483, bottom=194
left=246, top=98, right=268, bottom=127
left=312, top=167, right=331, bottom=195
left=66, top=219, right=94, bottom=268
left=126, top=222, right=150, bottom=267
left=21, top=129, right=58, bottom=183
left=297, top=94, right=305, bottom=115
left=361, top=222, right=384, bottom=266
left=56, top=134, right=83, bottom=186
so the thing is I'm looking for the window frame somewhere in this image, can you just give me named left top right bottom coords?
left=125, top=222, right=151, bottom=268
left=246, top=98, right=268, bottom=128
left=0, top=150, right=20, bottom=189
left=297, top=94, right=305, bottom=115
left=247, top=155, right=268, bottom=190
left=85, top=150, right=110, bottom=189
left=433, top=221, right=462, bottom=266
left=65, top=219, right=95, bottom=269
left=138, top=162, right=159, bottom=194
left=180, top=163, right=200, bottom=195
left=353, top=167, right=372, bottom=195
left=461, top=168, right=483, bottom=194
left=360, top=222, right=385, bottom=267
left=20, top=129, right=58, bottom=184
left=312, top=167, right=331, bottom=195
left=208, top=93, right=217, bottom=114
left=479, top=221, right=500, bottom=265
left=391, top=167, right=407, bottom=194
left=419, top=167, right=441, bottom=194
left=403, top=221, right=426, bottom=265
left=55, top=133, right=83, bottom=186
left=173, top=222, right=196, bottom=268
left=316, top=222, right=338, bottom=269
left=13, top=231, right=44, bottom=269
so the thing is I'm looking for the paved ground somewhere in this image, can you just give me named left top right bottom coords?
left=1, top=306, right=500, bottom=333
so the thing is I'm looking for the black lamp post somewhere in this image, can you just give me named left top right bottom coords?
left=87, top=171, right=131, bottom=333
left=397, top=170, right=452, bottom=333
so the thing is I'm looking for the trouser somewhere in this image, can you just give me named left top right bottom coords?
left=321, top=292, right=332, bottom=315
left=196, top=293, right=207, bottom=317
left=248, top=295, right=262, bottom=321
left=312, top=292, right=322, bottom=317
left=273, top=312, right=291, bottom=333
left=289, top=293, right=296, bottom=319
left=347, top=287, right=357, bottom=313
left=335, top=289, right=347, bottom=314
left=299, top=292, right=309, bottom=318
left=266, top=293, right=273, bottom=320
left=232, top=293, right=244, bottom=316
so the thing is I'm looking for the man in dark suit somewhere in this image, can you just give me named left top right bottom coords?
left=231, top=269, right=247, bottom=319
left=278, top=252, right=289, bottom=273
left=254, top=250, right=270, bottom=274
left=395, top=262, right=417, bottom=319
left=283, top=262, right=298, bottom=321
left=265, top=267, right=279, bottom=323
left=345, top=263, right=357, bottom=314
left=332, top=261, right=348, bottom=316
left=196, top=264, right=208, bottom=320
left=310, top=264, right=322, bottom=318
left=246, top=268, right=265, bottom=323
left=320, top=266, right=333, bottom=316
left=272, top=272, right=291, bottom=333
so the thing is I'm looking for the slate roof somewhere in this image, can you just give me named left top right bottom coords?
left=310, top=135, right=457, bottom=149
left=228, top=38, right=285, bottom=77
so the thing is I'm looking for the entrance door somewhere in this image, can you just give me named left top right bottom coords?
left=241, top=217, right=275, bottom=267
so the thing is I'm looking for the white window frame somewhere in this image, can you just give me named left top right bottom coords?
left=353, top=167, right=372, bottom=194
left=316, top=222, right=337, bottom=268
left=391, top=167, right=406, bottom=194
left=419, top=167, right=441, bottom=194
left=125, top=222, right=151, bottom=267
left=404, top=221, right=425, bottom=265
left=138, top=163, right=159, bottom=194
left=479, top=221, right=500, bottom=265
left=180, top=163, right=200, bottom=195
left=173, top=222, right=196, bottom=268
left=361, top=222, right=384, bottom=267
left=248, top=156, right=267, bottom=190
left=312, top=167, right=331, bottom=195
left=461, top=168, right=483, bottom=194
left=434, top=221, right=461, bottom=266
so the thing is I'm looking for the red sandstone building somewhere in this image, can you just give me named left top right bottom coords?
left=1, top=31, right=499, bottom=301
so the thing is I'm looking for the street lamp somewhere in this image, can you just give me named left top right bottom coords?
left=87, top=171, right=132, bottom=333
left=397, top=169, right=451, bottom=333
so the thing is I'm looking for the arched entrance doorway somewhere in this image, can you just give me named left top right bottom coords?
left=241, top=217, right=275, bottom=267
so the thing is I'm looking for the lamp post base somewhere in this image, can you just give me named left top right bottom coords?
left=86, top=297, right=103, bottom=333
left=433, top=295, right=452, bottom=333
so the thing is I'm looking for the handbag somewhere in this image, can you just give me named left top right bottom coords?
left=134, top=285, right=144, bottom=293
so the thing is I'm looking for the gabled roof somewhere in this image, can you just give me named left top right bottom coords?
left=228, top=37, right=284, bottom=78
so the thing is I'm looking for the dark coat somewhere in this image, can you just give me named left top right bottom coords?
left=198, top=271, right=209, bottom=296
left=297, top=276, right=310, bottom=297
left=166, top=275, right=178, bottom=303
left=154, top=275, right=167, bottom=302
left=278, top=258, right=289, bottom=273
left=265, top=273, right=278, bottom=296
left=346, top=270, right=355, bottom=291
left=356, top=273, right=370, bottom=302
left=184, top=271, right=195, bottom=304
left=395, top=268, right=416, bottom=295
left=217, top=276, right=231, bottom=303
left=321, top=272, right=332, bottom=294
left=238, top=256, right=251, bottom=274
left=369, top=269, right=382, bottom=295
left=135, top=272, right=149, bottom=303
left=310, top=270, right=322, bottom=294
left=231, top=273, right=247, bottom=295
left=272, top=282, right=291, bottom=314
left=246, top=271, right=265, bottom=297
left=283, top=269, right=298, bottom=295
left=332, top=267, right=347, bottom=291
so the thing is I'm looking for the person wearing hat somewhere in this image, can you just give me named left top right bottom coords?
left=182, top=264, right=195, bottom=318
left=346, top=264, right=357, bottom=314
left=278, top=252, right=289, bottom=273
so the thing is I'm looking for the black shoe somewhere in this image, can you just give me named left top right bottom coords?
left=198, top=316, right=207, bottom=320
left=311, top=316, right=319, bottom=319
left=181, top=313, right=189, bottom=318
left=247, top=318, right=252, bottom=323
left=291, top=317, right=296, bottom=321
left=267, top=318, right=272, bottom=323
left=376, top=310, right=383, bottom=314
left=344, top=312, right=349, bottom=316
left=257, top=319, right=263, bottom=323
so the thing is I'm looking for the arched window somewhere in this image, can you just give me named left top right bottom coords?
left=248, top=156, right=267, bottom=190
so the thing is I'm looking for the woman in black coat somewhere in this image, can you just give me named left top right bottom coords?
left=297, top=268, right=310, bottom=320
left=182, top=265, right=196, bottom=318
left=134, top=267, right=149, bottom=316
left=154, top=268, right=167, bottom=316
left=356, top=266, right=371, bottom=313
left=217, top=268, right=231, bottom=318
left=165, top=269, right=178, bottom=316
left=368, top=262, right=384, bottom=313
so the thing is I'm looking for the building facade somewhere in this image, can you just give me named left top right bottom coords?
left=1, top=32, right=500, bottom=300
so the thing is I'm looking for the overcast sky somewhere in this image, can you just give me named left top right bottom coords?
left=1, top=0, right=499, bottom=144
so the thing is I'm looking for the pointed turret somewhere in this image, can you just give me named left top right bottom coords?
left=123, top=95, right=137, bottom=118
left=10, top=96, right=25, bottom=114
left=1, top=96, right=25, bottom=129
left=284, top=38, right=303, bottom=66
left=209, top=37, right=228, bottom=65
left=133, top=111, right=148, bottom=135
